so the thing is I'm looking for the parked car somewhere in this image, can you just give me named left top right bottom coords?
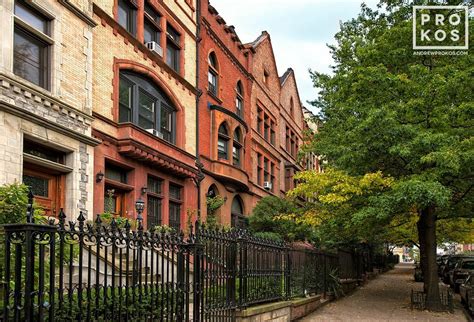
left=437, top=255, right=449, bottom=277
left=451, top=258, right=474, bottom=292
left=460, top=274, right=474, bottom=315
left=442, top=255, right=469, bottom=284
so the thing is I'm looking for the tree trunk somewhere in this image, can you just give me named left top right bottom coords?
left=417, top=206, right=444, bottom=311
left=417, top=210, right=427, bottom=292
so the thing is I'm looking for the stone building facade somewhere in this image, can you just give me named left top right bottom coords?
left=90, top=0, right=199, bottom=230
left=0, top=0, right=98, bottom=219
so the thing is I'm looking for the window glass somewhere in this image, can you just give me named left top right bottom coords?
left=14, top=1, right=49, bottom=34
left=144, top=4, right=160, bottom=23
left=169, top=184, right=182, bottom=200
left=119, top=72, right=176, bottom=144
left=23, top=140, right=65, bottom=164
left=118, top=0, right=136, bottom=35
left=144, top=22, right=160, bottom=43
left=167, top=24, right=180, bottom=43
left=119, top=77, right=133, bottom=123
left=13, top=27, right=47, bottom=88
left=166, top=44, right=179, bottom=72
left=166, top=24, right=180, bottom=72
left=147, top=195, right=162, bottom=228
left=232, top=146, right=240, bottom=166
left=462, top=261, right=474, bottom=269
left=138, top=89, right=155, bottom=129
left=105, top=164, right=127, bottom=183
left=208, top=70, right=217, bottom=95
left=147, top=176, right=162, bottom=194
left=218, top=124, right=229, bottom=160
left=160, top=103, right=173, bottom=141
left=23, top=175, right=48, bottom=197
left=169, top=202, right=181, bottom=230
left=218, top=139, right=228, bottom=160
left=236, top=82, right=243, bottom=116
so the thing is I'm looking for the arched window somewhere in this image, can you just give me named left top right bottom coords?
left=290, top=97, right=295, bottom=118
left=233, top=127, right=242, bottom=167
left=119, top=71, right=176, bottom=143
left=236, top=81, right=243, bottom=117
left=207, top=184, right=219, bottom=198
left=231, top=196, right=246, bottom=229
left=217, top=123, right=229, bottom=160
left=208, top=52, right=218, bottom=96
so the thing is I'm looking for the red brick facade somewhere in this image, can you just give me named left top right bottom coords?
left=197, top=1, right=254, bottom=227
left=89, top=0, right=314, bottom=230
left=198, top=2, right=313, bottom=226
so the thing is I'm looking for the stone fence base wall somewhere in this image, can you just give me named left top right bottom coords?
left=236, top=295, right=329, bottom=322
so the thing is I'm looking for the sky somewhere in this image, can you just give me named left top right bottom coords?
left=211, top=0, right=379, bottom=114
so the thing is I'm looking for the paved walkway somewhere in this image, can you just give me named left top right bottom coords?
left=301, top=263, right=467, bottom=322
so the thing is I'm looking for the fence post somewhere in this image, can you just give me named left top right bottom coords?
left=322, top=254, right=327, bottom=298
left=226, top=232, right=237, bottom=308
left=192, top=221, right=202, bottom=322
left=285, top=247, right=291, bottom=299
left=177, top=231, right=186, bottom=321
left=238, top=230, right=247, bottom=308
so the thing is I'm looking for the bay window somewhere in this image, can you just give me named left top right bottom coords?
left=119, top=71, right=176, bottom=144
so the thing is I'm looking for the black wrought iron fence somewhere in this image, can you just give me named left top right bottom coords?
left=0, top=197, right=396, bottom=321
left=1, top=210, right=192, bottom=321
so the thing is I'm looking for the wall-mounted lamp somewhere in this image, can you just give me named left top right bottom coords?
left=96, top=171, right=104, bottom=183
left=141, top=186, right=148, bottom=195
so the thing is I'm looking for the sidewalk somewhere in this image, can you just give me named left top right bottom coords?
left=300, top=263, right=467, bottom=321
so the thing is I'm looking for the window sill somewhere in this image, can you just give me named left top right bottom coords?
left=207, top=90, right=223, bottom=104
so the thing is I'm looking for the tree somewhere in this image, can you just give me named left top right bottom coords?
left=303, top=0, right=473, bottom=311
left=248, top=196, right=316, bottom=242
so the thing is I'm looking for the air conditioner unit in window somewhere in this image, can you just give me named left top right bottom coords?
left=146, top=41, right=163, bottom=57
left=263, top=181, right=272, bottom=190
left=146, top=128, right=164, bottom=139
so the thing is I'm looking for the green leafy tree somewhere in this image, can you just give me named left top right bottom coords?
left=301, top=0, right=473, bottom=311
left=248, top=196, right=316, bottom=242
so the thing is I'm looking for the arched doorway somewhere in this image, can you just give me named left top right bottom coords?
left=231, top=196, right=246, bottom=229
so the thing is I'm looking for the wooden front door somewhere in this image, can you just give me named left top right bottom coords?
left=23, top=168, right=64, bottom=217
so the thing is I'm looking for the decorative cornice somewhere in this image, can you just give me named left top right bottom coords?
left=0, top=73, right=94, bottom=122
left=92, top=112, right=197, bottom=161
left=0, top=100, right=100, bottom=146
left=202, top=18, right=251, bottom=78
left=92, top=126, right=199, bottom=178
left=58, top=0, right=97, bottom=27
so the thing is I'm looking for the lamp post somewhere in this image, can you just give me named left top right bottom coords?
left=135, top=198, right=145, bottom=227
left=133, top=198, right=145, bottom=286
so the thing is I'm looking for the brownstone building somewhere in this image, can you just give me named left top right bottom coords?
left=197, top=1, right=254, bottom=228
left=197, top=2, right=312, bottom=226
left=91, top=0, right=199, bottom=230
left=245, top=32, right=307, bottom=209
left=0, top=0, right=316, bottom=229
